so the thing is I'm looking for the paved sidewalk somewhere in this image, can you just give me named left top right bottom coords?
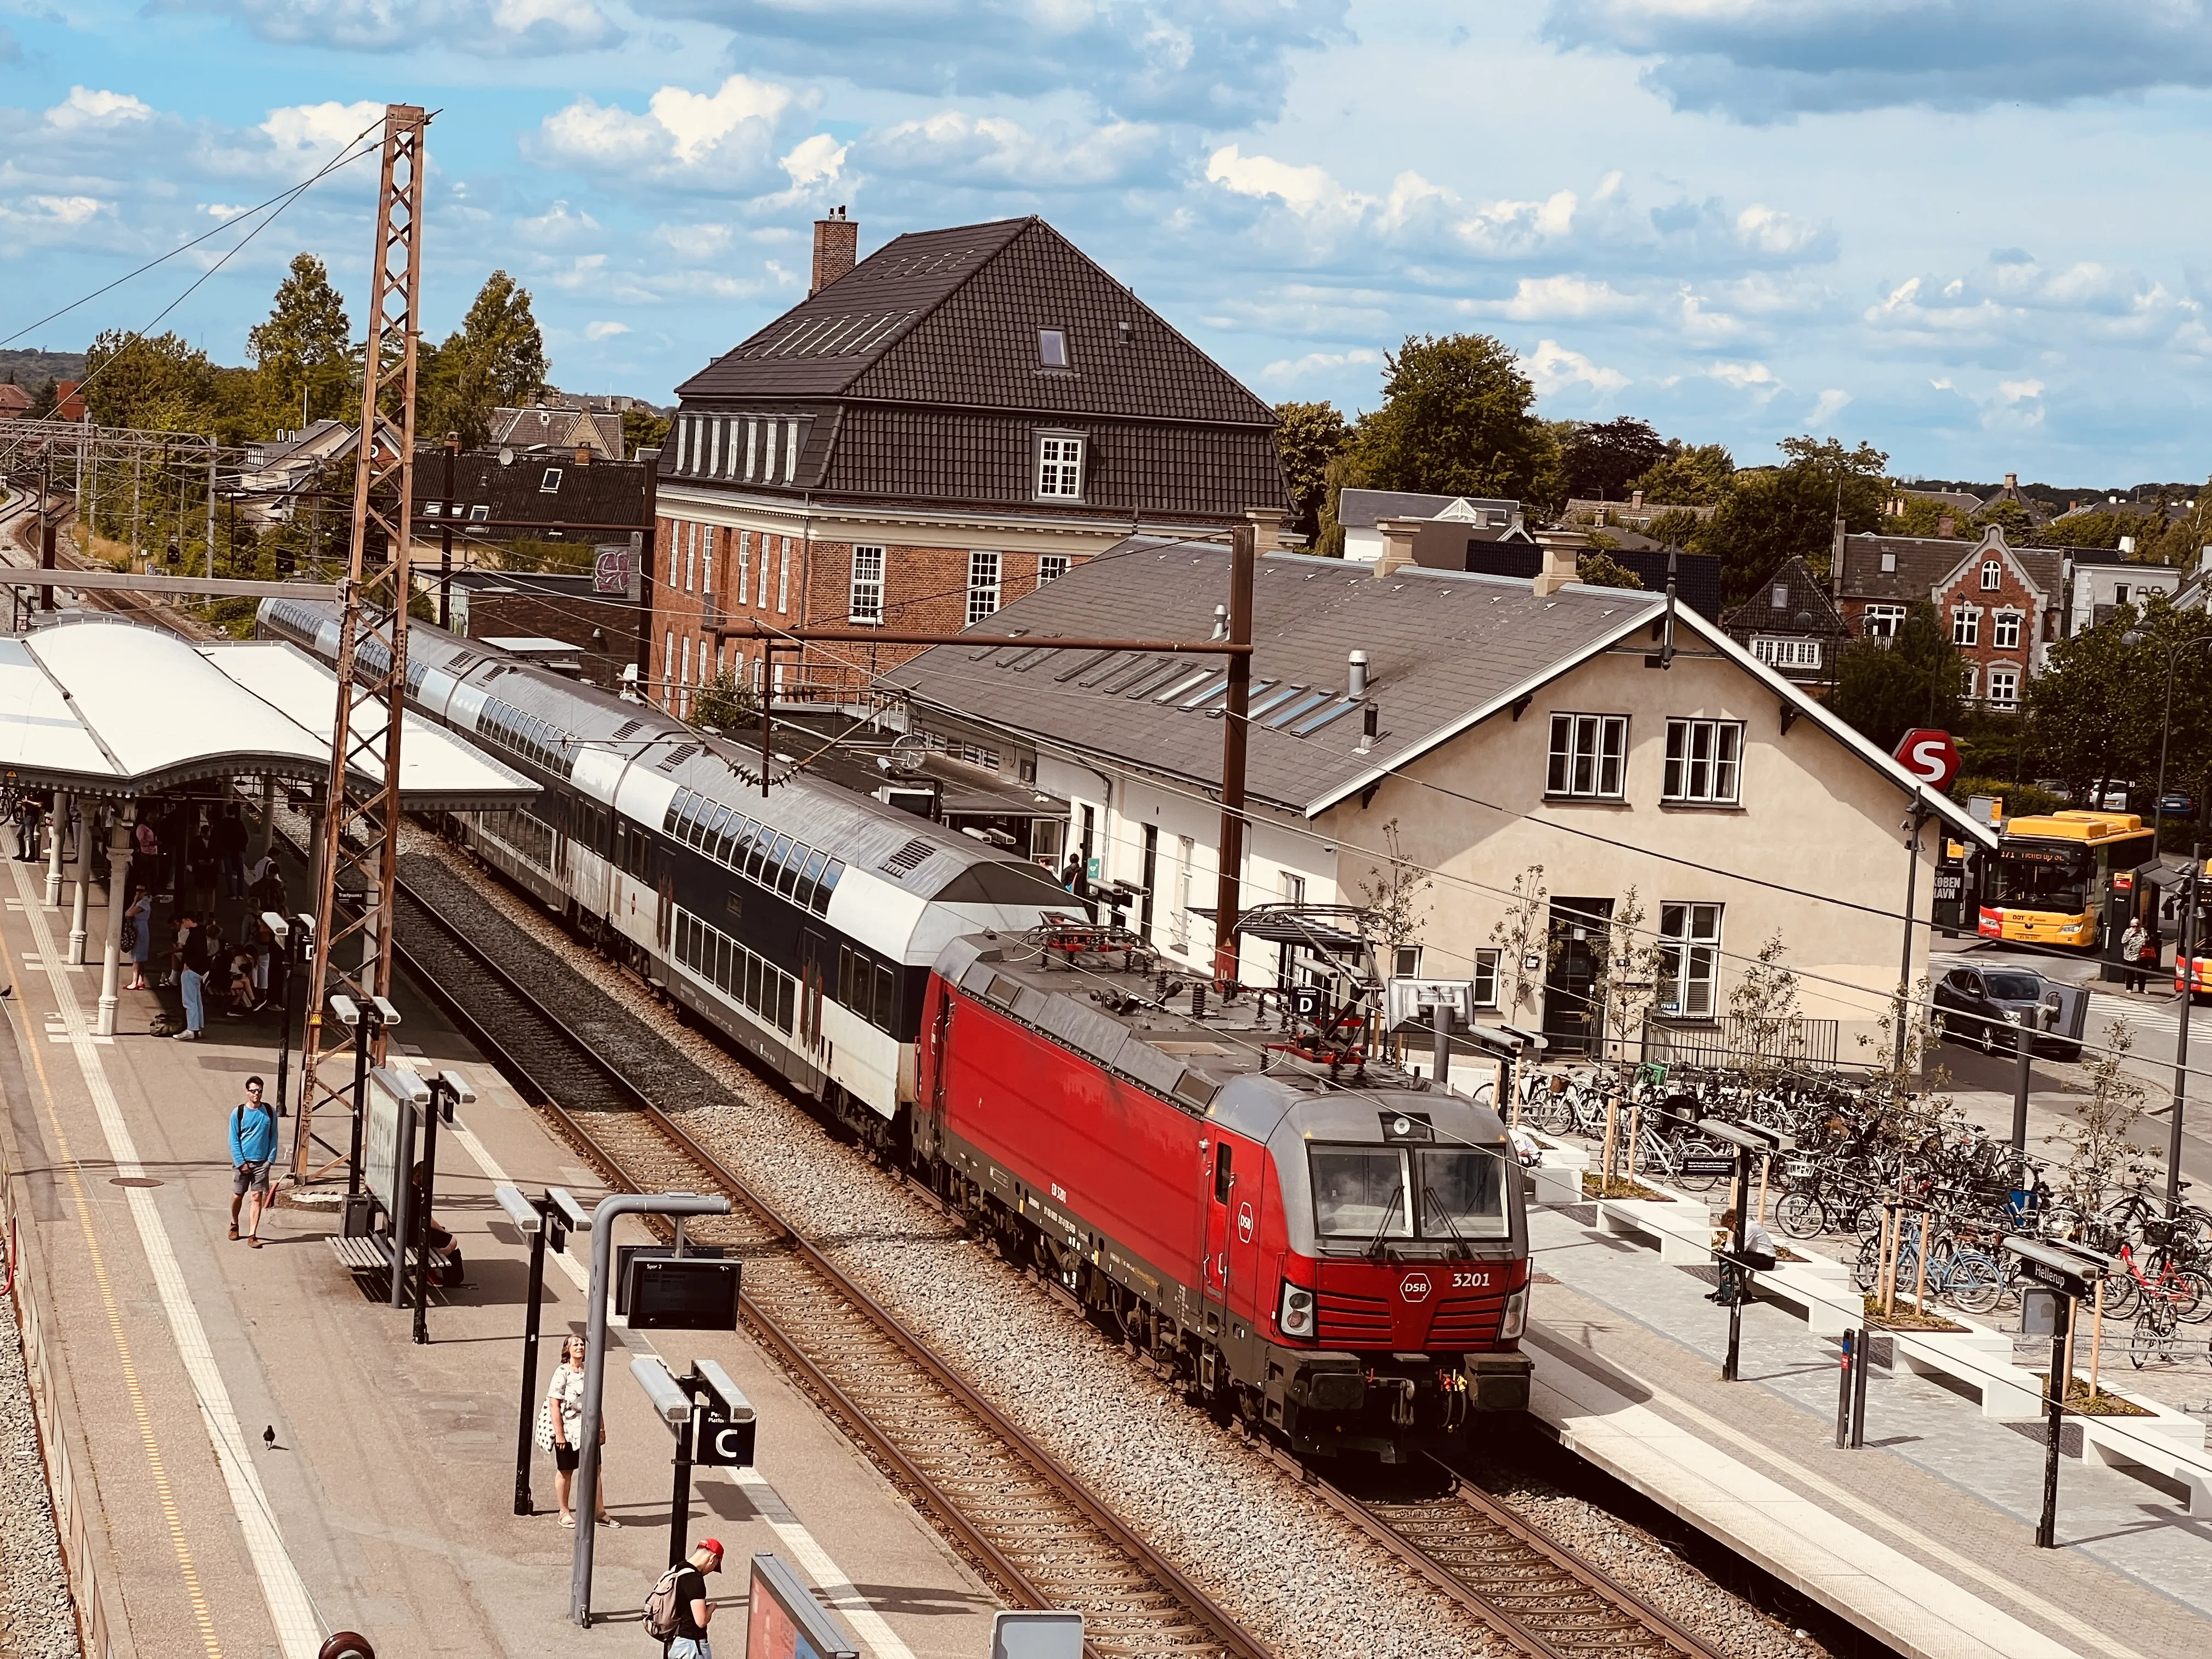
left=1530, top=1204, right=2212, bottom=1659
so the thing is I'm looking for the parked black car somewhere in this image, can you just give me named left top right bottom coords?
left=1932, top=966, right=2083, bottom=1060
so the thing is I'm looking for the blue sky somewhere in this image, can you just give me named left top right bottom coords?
left=5, top=1, right=2211, bottom=484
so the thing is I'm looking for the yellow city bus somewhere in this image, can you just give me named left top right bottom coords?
left=1978, top=811, right=2157, bottom=949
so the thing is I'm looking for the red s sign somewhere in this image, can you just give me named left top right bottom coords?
left=1893, top=727, right=1959, bottom=791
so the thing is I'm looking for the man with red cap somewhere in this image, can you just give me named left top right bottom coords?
left=666, top=1538, right=723, bottom=1657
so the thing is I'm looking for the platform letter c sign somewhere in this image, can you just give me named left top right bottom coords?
left=1892, top=727, right=1960, bottom=792
left=1236, top=1200, right=1254, bottom=1244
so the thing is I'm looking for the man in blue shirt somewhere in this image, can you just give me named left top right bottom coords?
left=228, top=1077, right=280, bottom=1248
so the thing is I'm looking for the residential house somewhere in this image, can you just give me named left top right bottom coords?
left=1884, top=486, right=1983, bottom=521
left=2061, top=546, right=2182, bottom=635
left=651, top=210, right=1288, bottom=718
left=885, top=538, right=1992, bottom=1062
left=1337, top=489, right=1518, bottom=562
left=0, top=384, right=32, bottom=420
left=1457, top=535, right=1725, bottom=617
left=1833, top=525, right=2062, bottom=710
left=236, top=420, right=398, bottom=526
left=1974, top=471, right=2050, bottom=529
left=1562, top=490, right=1719, bottom=534
left=488, top=403, right=626, bottom=459
left=1722, top=556, right=1848, bottom=686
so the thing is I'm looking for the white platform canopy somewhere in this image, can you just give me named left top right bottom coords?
left=0, top=620, right=537, bottom=810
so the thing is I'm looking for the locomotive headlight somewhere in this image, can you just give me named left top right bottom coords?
left=1499, top=1286, right=1528, bottom=1342
left=1278, top=1281, right=1316, bottom=1338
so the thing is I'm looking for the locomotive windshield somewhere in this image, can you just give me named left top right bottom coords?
left=1310, top=1146, right=1509, bottom=1242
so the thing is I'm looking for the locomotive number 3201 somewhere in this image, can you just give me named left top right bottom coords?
left=1451, top=1271, right=1491, bottom=1288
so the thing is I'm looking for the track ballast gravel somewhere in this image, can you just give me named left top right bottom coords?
left=399, top=833, right=1847, bottom=1659
left=0, top=1294, right=81, bottom=1659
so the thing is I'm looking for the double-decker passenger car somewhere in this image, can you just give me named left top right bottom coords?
left=258, top=600, right=1532, bottom=1455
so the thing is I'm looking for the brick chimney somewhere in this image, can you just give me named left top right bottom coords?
left=1937, top=515, right=1956, bottom=538
left=1245, top=505, right=1286, bottom=555
left=1630, top=488, right=1645, bottom=512
left=573, top=444, right=590, bottom=466
left=811, top=207, right=857, bottom=295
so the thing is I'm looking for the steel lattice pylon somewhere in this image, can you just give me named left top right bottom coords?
left=294, top=104, right=428, bottom=1181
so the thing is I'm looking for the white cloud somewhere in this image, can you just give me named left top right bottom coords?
left=1206, top=144, right=1346, bottom=216
left=781, top=133, right=846, bottom=189
left=584, top=320, right=630, bottom=341
left=1707, top=359, right=1782, bottom=400
left=1520, top=338, right=1630, bottom=396
left=1466, top=275, right=1639, bottom=321
left=46, top=87, right=151, bottom=131
left=13, top=196, right=104, bottom=225
left=865, top=113, right=1160, bottom=188
left=192, top=0, right=620, bottom=56
left=533, top=76, right=803, bottom=191
left=259, top=100, right=386, bottom=161
left=1804, top=387, right=1852, bottom=426
left=1256, top=347, right=1383, bottom=383
left=1735, top=204, right=1822, bottom=257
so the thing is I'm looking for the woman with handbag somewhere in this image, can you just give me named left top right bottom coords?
left=543, top=1335, right=615, bottom=1528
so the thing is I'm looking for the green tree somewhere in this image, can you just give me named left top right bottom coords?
left=82, top=330, right=217, bottom=431
left=1575, top=549, right=1643, bottom=590
left=1696, top=436, right=1887, bottom=605
left=1971, top=498, right=2035, bottom=540
left=247, top=252, right=356, bottom=432
left=1562, top=416, right=1669, bottom=500
left=418, top=270, right=550, bottom=449
left=2027, top=594, right=2212, bottom=804
left=691, top=668, right=758, bottom=732
left=1314, top=449, right=1360, bottom=557
left=620, top=407, right=672, bottom=459
left=1629, top=441, right=1735, bottom=506
left=2038, top=509, right=2131, bottom=551
left=1882, top=493, right=1950, bottom=537
left=1350, top=333, right=1566, bottom=514
left=1273, top=399, right=1352, bottom=543
left=1830, top=600, right=1962, bottom=752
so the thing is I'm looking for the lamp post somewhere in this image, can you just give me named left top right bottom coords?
left=2119, top=630, right=2212, bottom=850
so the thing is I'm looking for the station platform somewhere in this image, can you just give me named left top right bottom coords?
left=1526, top=1200, right=2212, bottom=1659
left=0, top=855, right=998, bottom=1659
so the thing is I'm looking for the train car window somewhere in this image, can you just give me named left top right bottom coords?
left=664, top=792, right=686, bottom=834
left=759, top=833, right=790, bottom=883
left=776, top=974, right=795, bottom=1034
left=744, top=953, right=763, bottom=1014
left=1214, top=1143, right=1234, bottom=1203
left=1415, top=1149, right=1509, bottom=1239
left=713, top=812, right=738, bottom=865
left=705, top=803, right=732, bottom=850
left=727, top=818, right=754, bottom=871
left=1310, top=1148, right=1412, bottom=1240
left=818, top=860, right=844, bottom=912
left=873, top=962, right=896, bottom=1030
left=798, top=849, right=830, bottom=910
left=715, top=935, right=733, bottom=994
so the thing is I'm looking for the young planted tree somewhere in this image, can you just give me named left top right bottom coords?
left=2048, top=1018, right=2154, bottom=1233
left=1487, top=864, right=1549, bottom=1027
left=1726, top=931, right=1803, bottom=1087
left=1355, top=819, right=1432, bottom=967
left=690, top=669, right=759, bottom=733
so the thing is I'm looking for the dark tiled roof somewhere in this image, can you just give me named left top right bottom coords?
left=1722, top=556, right=1846, bottom=636
left=883, top=539, right=1663, bottom=813
left=1837, top=533, right=1974, bottom=602
left=423, top=454, right=650, bottom=529
left=1462, top=544, right=1723, bottom=618
left=675, top=218, right=1270, bottom=425
left=1337, top=488, right=1516, bottom=529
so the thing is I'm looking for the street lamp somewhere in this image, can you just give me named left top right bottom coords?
left=2119, top=630, right=2212, bottom=848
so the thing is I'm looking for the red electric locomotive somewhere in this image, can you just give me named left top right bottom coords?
left=917, top=913, right=1532, bottom=1460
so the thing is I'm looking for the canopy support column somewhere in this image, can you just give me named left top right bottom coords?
left=97, top=803, right=132, bottom=1036
left=253, top=776, right=276, bottom=864
left=43, top=791, right=64, bottom=907
left=67, top=799, right=93, bottom=964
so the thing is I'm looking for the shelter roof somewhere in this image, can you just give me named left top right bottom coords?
left=0, top=620, right=537, bottom=809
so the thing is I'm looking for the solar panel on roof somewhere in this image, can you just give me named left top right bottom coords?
left=1291, top=698, right=1361, bottom=736
left=1265, top=691, right=1328, bottom=729
left=1118, top=662, right=1185, bottom=698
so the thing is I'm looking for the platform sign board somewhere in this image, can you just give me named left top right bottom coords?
left=362, top=1068, right=415, bottom=1221
left=1386, top=978, right=1476, bottom=1029
left=747, top=1553, right=859, bottom=1659
left=626, top=1256, right=740, bottom=1331
left=991, top=1611, right=1085, bottom=1659
left=614, top=1244, right=729, bottom=1316
left=689, top=1410, right=756, bottom=1468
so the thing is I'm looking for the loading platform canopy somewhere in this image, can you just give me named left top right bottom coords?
left=0, top=620, right=538, bottom=810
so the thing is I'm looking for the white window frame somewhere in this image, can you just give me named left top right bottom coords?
left=1751, top=637, right=1820, bottom=669
left=1545, top=713, right=1627, bottom=800
left=785, top=419, right=801, bottom=484
left=702, top=527, right=714, bottom=598
left=1986, top=666, right=2021, bottom=707
left=1662, top=718, right=1743, bottom=805
left=708, top=420, right=721, bottom=478
left=1038, top=554, right=1069, bottom=585
left=1863, top=603, right=1906, bottom=638
left=1658, top=902, right=1723, bottom=1019
left=684, top=528, right=696, bottom=594
left=758, top=535, right=773, bottom=608
left=1953, top=608, right=1980, bottom=647
left=736, top=532, right=751, bottom=609
left=744, top=419, right=758, bottom=481
left=776, top=537, right=791, bottom=614
left=1392, top=944, right=1423, bottom=979
left=1980, top=560, right=2002, bottom=591
left=850, top=545, right=885, bottom=625
left=1472, top=950, right=1499, bottom=1009
left=762, top=420, right=778, bottom=482
left=968, top=551, right=1002, bottom=624
left=1035, top=432, right=1085, bottom=500
left=539, top=467, right=562, bottom=493
left=1993, top=610, right=2022, bottom=650
left=663, top=630, right=674, bottom=708
left=1038, top=328, right=1069, bottom=368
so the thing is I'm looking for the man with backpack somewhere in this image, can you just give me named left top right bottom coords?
left=644, top=1538, right=722, bottom=1656
left=228, top=1077, right=280, bottom=1248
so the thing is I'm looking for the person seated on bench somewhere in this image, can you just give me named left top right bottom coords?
left=1708, top=1206, right=1777, bottom=1306
left=406, top=1161, right=465, bottom=1287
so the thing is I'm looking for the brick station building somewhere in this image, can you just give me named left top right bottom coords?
left=648, top=210, right=1289, bottom=715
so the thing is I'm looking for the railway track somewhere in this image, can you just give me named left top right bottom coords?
left=1300, top=1456, right=1730, bottom=1659
left=381, top=877, right=1271, bottom=1659
left=0, top=478, right=202, bottom=638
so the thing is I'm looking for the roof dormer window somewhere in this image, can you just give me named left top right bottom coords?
left=1037, top=328, right=1069, bottom=369
left=540, top=468, right=563, bottom=493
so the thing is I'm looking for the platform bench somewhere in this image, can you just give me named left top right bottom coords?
left=328, top=1234, right=454, bottom=1279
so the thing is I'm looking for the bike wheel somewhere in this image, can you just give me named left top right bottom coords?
left=1674, top=1139, right=1725, bottom=1193
left=2173, top=1268, right=2212, bottom=1323
left=2129, top=1324, right=2167, bottom=1369
left=1852, top=1233, right=1883, bottom=1293
left=1946, top=1251, right=2002, bottom=1314
left=1532, top=1094, right=1574, bottom=1136
left=1775, top=1190, right=1826, bottom=1239
left=2101, top=1273, right=2142, bottom=1323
